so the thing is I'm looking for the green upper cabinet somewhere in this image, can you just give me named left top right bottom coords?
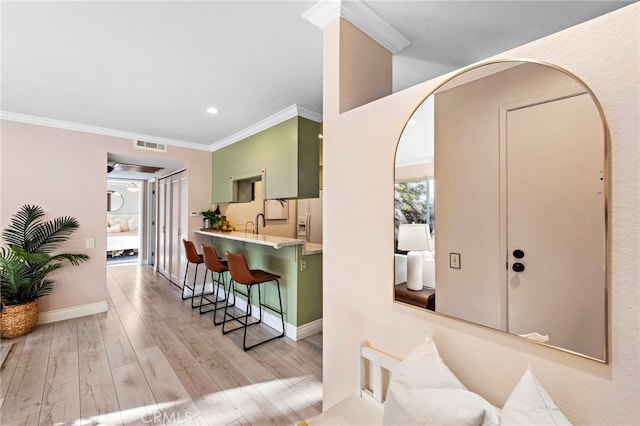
left=212, top=116, right=320, bottom=202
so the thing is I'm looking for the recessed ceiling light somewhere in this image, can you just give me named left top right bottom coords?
left=206, top=107, right=219, bottom=114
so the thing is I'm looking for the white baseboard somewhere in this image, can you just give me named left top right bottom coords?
left=38, top=301, right=108, bottom=325
left=289, top=318, right=323, bottom=341
left=217, top=287, right=322, bottom=341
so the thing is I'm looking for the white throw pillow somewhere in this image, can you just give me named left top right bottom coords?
left=501, top=367, right=571, bottom=425
left=391, top=332, right=466, bottom=391
left=107, top=224, right=121, bottom=233
left=383, top=332, right=500, bottom=426
left=128, top=217, right=138, bottom=232
left=385, top=387, right=487, bottom=426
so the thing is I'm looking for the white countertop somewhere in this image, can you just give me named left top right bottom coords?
left=303, top=242, right=323, bottom=255
left=194, top=229, right=311, bottom=250
left=195, top=229, right=323, bottom=253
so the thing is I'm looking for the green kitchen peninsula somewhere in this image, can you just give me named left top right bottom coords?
left=194, top=229, right=322, bottom=340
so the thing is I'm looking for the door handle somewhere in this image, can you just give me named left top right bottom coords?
left=513, top=249, right=525, bottom=259
left=512, top=262, right=525, bottom=272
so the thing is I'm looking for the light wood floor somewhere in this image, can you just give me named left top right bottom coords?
left=0, top=264, right=323, bottom=425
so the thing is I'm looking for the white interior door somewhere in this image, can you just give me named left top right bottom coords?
left=170, top=172, right=182, bottom=283
left=157, top=177, right=168, bottom=276
left=147, top=180, right=156, bottom=266
left=179, top=171, right=188, bottom=286
left=506, top=93, right=605, bottom=359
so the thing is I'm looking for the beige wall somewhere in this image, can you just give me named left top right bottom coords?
left=218, top=181, right=298, bottom=238
left=338, top=20, right=392, bottom=113
left=322, top=4, right=639, bottom=425
left=434, top=63, right=585, bottom=330
left=0, top=120, right=212, bottom=316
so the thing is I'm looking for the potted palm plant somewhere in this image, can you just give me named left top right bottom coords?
left=0, top=205, right=89, bottom=338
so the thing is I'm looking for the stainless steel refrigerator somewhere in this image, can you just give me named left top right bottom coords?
left=296, top=191, right=323, bottom=244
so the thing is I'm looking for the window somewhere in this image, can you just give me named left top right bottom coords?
left=394, top=178, right=434, bottom=253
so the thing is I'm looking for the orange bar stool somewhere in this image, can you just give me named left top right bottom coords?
left=182, top=239, right=209, bottom=308
left=222, top=251, right=285, bottom=351
left=200, top=244, right=235, bottom=324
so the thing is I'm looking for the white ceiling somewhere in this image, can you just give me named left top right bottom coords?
left=1, top=0, right=634, bottom=153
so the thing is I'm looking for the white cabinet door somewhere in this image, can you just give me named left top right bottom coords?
left=179, top=171, right=188, bottom=286
left=157, top=177, right=169, bottom=277
left=506, top=93, right=605, bottom=359
left=170, top=172, right=182, bottom=283
left=156, top=171, right=188, bottom=286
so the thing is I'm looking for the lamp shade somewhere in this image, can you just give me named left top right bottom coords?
left=398, top=223, right=431, bottom=252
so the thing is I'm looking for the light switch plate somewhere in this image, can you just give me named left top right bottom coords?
left=86, top=238, right=95, bottom=249
left=449, top=253, right=461, bottom=269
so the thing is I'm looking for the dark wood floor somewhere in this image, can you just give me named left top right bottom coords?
left=0, top=264, right=322, bottom=425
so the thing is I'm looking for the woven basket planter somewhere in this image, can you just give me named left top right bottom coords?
left=0, top=299, right=39, bottom=339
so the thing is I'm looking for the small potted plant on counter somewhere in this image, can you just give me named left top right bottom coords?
left=201, top=209, right=221, bottom=230
left=0, top=204, right=89, bottom=338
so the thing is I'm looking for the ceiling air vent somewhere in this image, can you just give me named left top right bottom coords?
left=134, top=139, right=167, bottom=153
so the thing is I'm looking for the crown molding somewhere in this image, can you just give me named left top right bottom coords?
left=302, top=0, right=342, bottom=28
left=0, top=111, right=210, bottom=151
left=1, top=105, right=322, bottom=153
left=303, top=0, right=410, bottom=54
left=210, top=104, right=322, bottom=152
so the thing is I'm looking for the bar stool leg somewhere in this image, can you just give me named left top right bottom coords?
left=199, top=268, right=216, bottom=312
left=241, top=280, right=286, bottom=351
left=182, top=262, right=196, bottom=301
left=242, top=284, right=254, bottom=350
left=200, top=269, right=235, bottom=321
left=276, top=280, right=286, bottom=335
left=222, top=280, right=243, bottom=333
left=212, top=272, right=236, bottom=325
left=182, top=262, right=208, bottom=307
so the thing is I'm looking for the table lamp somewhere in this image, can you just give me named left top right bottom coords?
left=398, top=223, right=432, bottom=291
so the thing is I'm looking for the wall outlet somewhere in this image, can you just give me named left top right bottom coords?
left=300, top=259, right=307, bottom=271
left=86, top=237, right=95, bottom=249
left=237, top=216, right=245, bottom=225
left=449, top=252, right=461, bottom=269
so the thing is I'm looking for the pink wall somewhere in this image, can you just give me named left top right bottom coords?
left=338, top=20, right=392, bottom=113
left=322, top=4, right=639, bottom=424
left=0, top=120, right=212, bottom=317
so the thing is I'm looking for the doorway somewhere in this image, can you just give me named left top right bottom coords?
left=107, top=179, right=142, bottom=265
left=502, top=92, right=605, bottom=359
left=106, top=152, right=187, bottom=269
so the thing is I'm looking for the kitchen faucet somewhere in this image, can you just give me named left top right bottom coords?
left=255, top=213, right=266, bottom=234
left=244, top=221, right=254, bottom=234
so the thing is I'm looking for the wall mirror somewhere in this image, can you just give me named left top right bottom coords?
left=394, top=60, right=607, bottom=361
left=107, top=190, right=124, bottom=212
